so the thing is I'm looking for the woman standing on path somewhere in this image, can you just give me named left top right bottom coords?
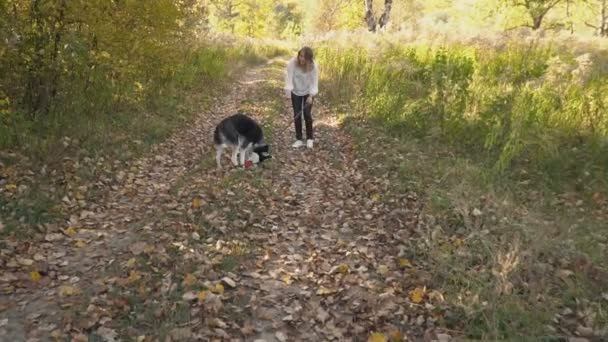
left=284, top=46, right=319, bottom=149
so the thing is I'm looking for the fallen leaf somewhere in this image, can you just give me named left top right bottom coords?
left=182, top=291, right=197, bottom=301
left=378, top=265, right=389, bottom=275
left=45, top=233, right=64, bottom=242
left=183, top=273, right=197, bottom=287
left=16, top=257, right=34, bottom=266
left=59, top=285, right=80, bottom=297
left=127, top=271, right=142, bottom=284
left=316, top=286, right=337, bottom=295
left=368, top=332, right=388, bottom=342
left=409, top=287, right=426, bottom=304
left=436, top=333, right=451, bottom=342
left=197, top=290, right=209, bottom=302
left=557, top=269, right=574, bottom=280
left=389, top=330, right=404, bottom=341
left=192, top=198, right=201, bottom=209
left=317, top=307, right=330, bottom=322
left=71, top=333, right=88, bottom=342
left=398, top=258, right=412, bottom=268
left=221, top=276, right=236, bottom=288
left=240, top=321, right=255, bottom=336
left=210, top=283, right=224, bottom=295
left=126, top=258, right=137, bottom=268
left=330, top=264, right=350, bottom=274
left=281, top=274, right=293, bottom=284
left=74, top=240, right=87, bottom=248
left=63, top=226, right=77, bottom=237
left=30, top=271, right=42, bottom=282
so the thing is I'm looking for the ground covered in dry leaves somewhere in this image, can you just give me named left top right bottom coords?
left=0, top=60, right=445, bottom=342
left=1, top=61, right=566, bottom=341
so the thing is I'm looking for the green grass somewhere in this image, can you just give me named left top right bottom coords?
left=316, top=39, right=608, bottom=195
left=340, top=113, right=608, bottom=339
left=318, top=38, right=608, bottom=339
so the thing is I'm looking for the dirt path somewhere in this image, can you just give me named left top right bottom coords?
left=1, top=60, right=445, bottom=342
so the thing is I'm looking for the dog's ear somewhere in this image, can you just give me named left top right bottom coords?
left=253, top=144, right=269, bottom=154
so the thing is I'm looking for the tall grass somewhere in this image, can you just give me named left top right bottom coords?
left=318, top=31, right=608, bottom=339
left=316, top=34, right=608, bottom=192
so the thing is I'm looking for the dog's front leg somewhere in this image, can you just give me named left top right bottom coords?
left=231, top=147, right=239, bottom=166
left=240, top=143, right=252, bottom=166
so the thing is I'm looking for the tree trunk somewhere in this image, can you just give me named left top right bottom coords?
left=378, top=0, right=393, bottom=30
left=532, top=13, right=545, bottom=30
left=566, top=0, right=574, bottom=34
left=364, top=0, right=376, bottom=32
left=601, top=0, right=608, bottom=37
left=48, top=0, right=68, bottom=106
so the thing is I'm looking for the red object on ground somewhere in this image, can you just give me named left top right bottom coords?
left=244, top=160, right=254, bottom=169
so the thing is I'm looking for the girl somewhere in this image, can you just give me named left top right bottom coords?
left=284, top=46, right=319, bottom=149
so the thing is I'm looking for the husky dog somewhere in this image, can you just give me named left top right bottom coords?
left=213, top=113, right=271, bottom=168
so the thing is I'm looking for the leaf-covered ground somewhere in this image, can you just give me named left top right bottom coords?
left=1, top=60, right=606, bottom=342
left=0, top=58, right=440, bottom=342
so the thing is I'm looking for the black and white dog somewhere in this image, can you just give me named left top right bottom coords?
left=213, top=113, right=271, bottom=168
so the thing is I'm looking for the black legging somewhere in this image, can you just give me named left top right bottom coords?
left=291, top=93, right=313, bottom=140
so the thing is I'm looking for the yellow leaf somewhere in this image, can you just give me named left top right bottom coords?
left=453, top=238, right=463, bottom=248
left=64, top=226, right=77, bottom=237
left=372, top=194, right=381, bottom=201
left=337, top=264, right=349, bottom=274
left=398, top=258, right=412, bottom=268
left=210, top=283, right=224, bottom=295
left=191, top=198, right=201, bottom=209
left=281, top=274, right=293, bottom=285
left=126, top=258, right=137, bottom=268
left=197, top=290, right=209, bottom=302
left=368, top=332, right=388, bottom=342
left=316, top=286, right=337, bottom=295
left=30, top=271, right=42, bottom=282
left=5, top=183, right=17, bottom=192
left=183, top=273, right=197, bottom=287
left=409, top=287, right=426, bottom=304
left=127, top=271, right=142, bottom=284
left=74, top=240, right=87, bottom=248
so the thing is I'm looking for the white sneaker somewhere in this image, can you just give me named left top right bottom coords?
left=306, top=139, right=314, bottom=149
left=292, top=140, right=303, bottom=148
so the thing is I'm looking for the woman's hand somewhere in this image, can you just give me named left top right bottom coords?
left=306, top=96, right=313, bottom=105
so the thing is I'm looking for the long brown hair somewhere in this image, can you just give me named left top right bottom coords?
left=296, top=46, right=314, bottom=72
